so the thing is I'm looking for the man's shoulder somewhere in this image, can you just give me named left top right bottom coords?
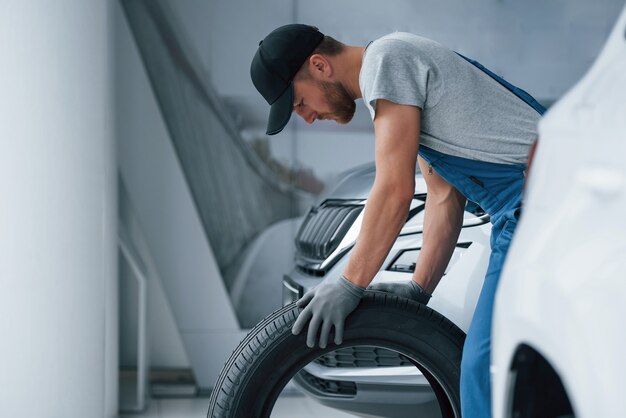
left=364, top=32, right=450, bottom=67
left=369, top=33, right=444, bottom=54
left=359, top=32, right=450, bottom=116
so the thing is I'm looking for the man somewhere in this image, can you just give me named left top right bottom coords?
left=250, top=24, right=542, bottom=417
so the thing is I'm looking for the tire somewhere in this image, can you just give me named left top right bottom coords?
left=207, top=291, right=466, bottom=418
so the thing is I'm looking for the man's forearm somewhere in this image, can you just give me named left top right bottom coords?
left=342, top=182, right=413, bottom=287
left=413, top=187, right=466, bottom=293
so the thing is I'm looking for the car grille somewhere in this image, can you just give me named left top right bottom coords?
left=314, top=346, right=413, bottom=368
left=297, top=369, right=357, bottom=397
left=295, top=201, right=363, bottom=262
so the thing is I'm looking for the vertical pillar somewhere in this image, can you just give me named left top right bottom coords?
left=0, top=1, right=117, bottom=417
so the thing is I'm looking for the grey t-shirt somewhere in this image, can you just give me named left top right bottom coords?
left=359, top=32, right=540, bottom=166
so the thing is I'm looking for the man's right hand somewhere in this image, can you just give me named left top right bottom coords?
left=292, top=275, right=365, bottom=349
left=367, top=280, right=431, bottom=305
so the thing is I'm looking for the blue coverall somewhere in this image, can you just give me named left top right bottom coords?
left=419, top=57, right=545, bottom=418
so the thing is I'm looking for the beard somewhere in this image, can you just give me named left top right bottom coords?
left=316, top=80, right=356, bottom=124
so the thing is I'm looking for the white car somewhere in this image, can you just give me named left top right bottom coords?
left=492, top=4, right=626, bottom=418
left=283, top=163, right=493, bottom=417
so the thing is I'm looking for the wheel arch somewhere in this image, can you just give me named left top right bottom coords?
left=506, top=343, right=576, bottom=418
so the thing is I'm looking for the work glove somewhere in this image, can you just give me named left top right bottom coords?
left=367, top=280, right=431, bottom=305
left=292, top=275, right=365, bottom=349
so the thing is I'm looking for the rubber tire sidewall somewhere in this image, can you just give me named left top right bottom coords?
left=208, top=292, right=465, bottom=418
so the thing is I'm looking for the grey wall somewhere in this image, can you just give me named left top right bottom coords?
left=119, top=178, right=191, bottom=369
left=172, top=0, right=625, bottom=182
left=115, top=0, right=247, bottom=387
left=179, top=0, right=624, bottom=100
left=115, top=0, right=625, bottom=382
left=116, top=2, right=193, bottom=370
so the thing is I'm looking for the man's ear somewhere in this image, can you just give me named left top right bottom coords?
left=308, top=54, right=333, bottom=79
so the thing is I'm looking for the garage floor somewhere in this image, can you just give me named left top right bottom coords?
left=119, top=393, right=358, bottom=417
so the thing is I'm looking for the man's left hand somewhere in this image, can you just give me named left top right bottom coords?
left=367, top=280, right=431, bottom=305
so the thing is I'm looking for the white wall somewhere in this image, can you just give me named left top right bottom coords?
left=0, top=1, right=117, bottom=417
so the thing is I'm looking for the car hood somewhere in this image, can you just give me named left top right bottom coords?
left=318, top=162, right=426, bottom=202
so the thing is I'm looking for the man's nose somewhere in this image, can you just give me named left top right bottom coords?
left=294, top=107, right=316, bottom=124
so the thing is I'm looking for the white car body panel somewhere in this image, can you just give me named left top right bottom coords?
left=492, top=4, right=626, bottom=417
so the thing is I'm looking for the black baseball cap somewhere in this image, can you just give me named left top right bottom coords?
left=250, top=24, right=325, bottom=135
